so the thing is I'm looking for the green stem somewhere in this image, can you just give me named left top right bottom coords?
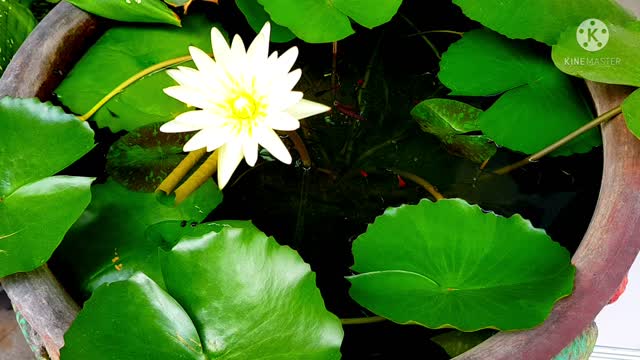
left=341, top=316, right=387, bottom=325
left=78, top=54, right=199, bottom=121
left=492, top=105, right=622, bottom=175
left=400, top=14, right=441, bottom=59
left=409, top=29, right=464, bottom=37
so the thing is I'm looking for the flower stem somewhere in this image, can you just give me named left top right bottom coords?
left=156, top=148, right=207, bottom=196
left=78, top=54, right=200, bottom=121
left=174, top=150, right=219, bottom=204
left=409, top=30, right=464, bottom=37
left=492, top=105, right=622, bottom=175
left=400, top=14, right=441, bottom=59
left=391, top=168, right=445, bottom=200
left=286, top=130, right=312, bottom=167
left=341, top=316, right=387, bottom=325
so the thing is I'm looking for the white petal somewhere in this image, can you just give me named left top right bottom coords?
left=183, top=126, right=230, bottom=152
left=231, top=34, right=246, bottom=56
left=269, top=91, right=303, bottom=112
left=247, top=23, right=270, bottom=65
left=242, top=139, right=259, bottom=166
left=257, top=128, right=292, bottom=164
left=286, top=99, right=331, bottom=120
left=270, top=69, right=301, bottom=94
left=217, top=142, right=244, bottom=189
left=211, top=27, right=231, bottom=64
left=188, top=47, right=233, bottom=91
left=266, top=112, right=300, bottom=131
left=189, top=46, right=216, bottom=74
left=163, top=86, right=216, bottom=109
left=160, top=110, right=218, bottom=133
left=272, top=47, right=298, bottom=75
left=166, top=68, right=196, bottom=87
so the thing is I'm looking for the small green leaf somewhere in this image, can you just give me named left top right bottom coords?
left=431, top=330, right=495, bottom=358
left=53, top=179, right=221, bottom=295
left=552, top=21, right=640, bottom=87
left=349, top=199, right=575, bottom=331
left=0, top=0, right=36, bottom=75
left=161, top=222, right=344, bottom=359
left=0, top=176, right=93, bottom=277
left=61, top=273, right=206, bottom=360
left=66, top=0, right=181, bottom=26
left=258, top=0, right=402, bottom=43
left=439, top=29, right=600, bottom=155
left=55, top=16, right=221, bottom=132
left=106, top=122, right=193, bottom=192
left=411, top=99, right=496, bottom=163
left=452, top=0, right=632, bottom=45
left=621, top=88, right=640, bottom=140
left=236, top=0, right=296, bottom=42
left=0, top=97, right=94, bottom=196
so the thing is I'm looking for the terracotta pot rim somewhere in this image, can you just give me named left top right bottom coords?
left=2, top=2, right=640, bottom=359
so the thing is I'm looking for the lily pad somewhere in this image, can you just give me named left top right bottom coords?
left=348, top=199, right=575, bottom=331
left=452, top=0, right=632, bottom=45
left=552, top=21, right=640, bottom=87
left=258, top=0, right=402, bottom=43
left=0, top=97, right=95, bottom=277
left=62, top=222, right=344, bottom=359
left=236, top=0, right=296, bottom=42
left=621, top=88, right=640, bottom=140
left=52, top=179, right=221, bottom=295
left=66, top=0, right=181, bottom=26
left=0, top=0, right=36, bottom=75
left=411, top=98, right=496, bottom=163
left=55, top=16, right=220, bottom=132
left=106, top=122, right=193, bottom=191
left=439, top=29, right=600, bottom=155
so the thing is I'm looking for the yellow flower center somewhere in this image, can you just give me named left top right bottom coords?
left=231, top=94, right=258, bottom=120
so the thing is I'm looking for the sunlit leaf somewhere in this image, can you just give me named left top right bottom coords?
left=0, top=0, right=36, bottom=75
left=349, top=199, right=575, bottom=331
left=236, top=0, right=295, bottom=42
left=66, top=0, right=181, bottom=26
left=621, top=88, right=640, bottom=140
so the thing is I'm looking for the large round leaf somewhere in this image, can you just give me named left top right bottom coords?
left=160, top=222, right=344, bottom=359
left=61, top=273, right=206, bottom=360
left=0, top=176, right=93, bottom=277
left=62, top=222, right=344, bottom=359
left=53, top=179, right=221, bottom=295
left=0, top=0, right=36, bottom=75
left=349, top=199, right=575, bottom=331
left=66, top=0, right=181, bottom=26
left=439, top=29, right=600, bottom=156
left=55, top=16, right=220, bottom=132
left=236, top=0, right=296, bottom=42
left=258, top=0, right=402, bottom=43
left=0, top=97, right=95, bottom=277
left=452, top=0, right=632, bottom=45
left=552, top=21, right=640, bottom=87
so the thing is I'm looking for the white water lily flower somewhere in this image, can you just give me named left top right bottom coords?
left=160, top=23, right=330, bottom=189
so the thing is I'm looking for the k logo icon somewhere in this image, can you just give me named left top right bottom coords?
left=577, top=19, right=610, bottom=52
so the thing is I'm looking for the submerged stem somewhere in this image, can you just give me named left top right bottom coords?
left=400, top=14, right=441, bottom=59
left=78, top=54, right=200, bottom=121
left=287, top=130, right=312, bottom=168
left=174, top=150, right=219, bottom=204
left=156, top=148, right=207, bottom=196
left=341, top=316, right=387, bottom=325
left=492, top=105, right=622, bottom=175
left=391, top=169, right=445, bottom=201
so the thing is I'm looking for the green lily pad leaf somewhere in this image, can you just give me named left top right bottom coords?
left=0, top=0, right=36, bottom=75
left=431, top=330, right=495, bottom=358
left=552, top=21, right=640, bottom=87
left=348, top=199, right=575, bottom=331
left=61, top=273, right=207, bottom=360
left=106, top=122, right=193, bottom=191
left=236, top=0, right=296, bottom=42
left=63, top=223, right=344, bottom=359
left=0, top=97, right=94, bottom=196
left=0, top=97, right=95, bottom=277
left=411, top=98, right=496, bottom=163
left=160, top=222, right=344, bottom=359
left=439, top=29, right=600, bottom=155
left=55, top=16, right=220, bottom=132
left=0, top=176, right=93, bottom=277
left=452, top=0, right=632, bottom=45
left=53, top=179, right=221, bottom=296
left=258, top=0, right=402, bottom=43
left=66, top=0, right=180, bottom=26
left=621, top=88, right=640, bottom=140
